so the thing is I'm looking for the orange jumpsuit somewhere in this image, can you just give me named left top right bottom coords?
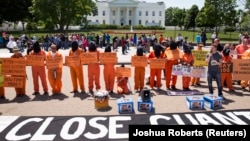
left=104, top=63, right=115, bottom=92
left=11, top=53, right=26, bottom=95
left=191, top=46, right=203, bottom=85
left=221, top=54, right=233, bottom=91
left=148, top=51, right=162, bottom=89
left=87, top=50, right=101, bottom=91
left=181, top=53, right=194, bottom=89
left=0, top=63, right=4, bottom=97
left=241, top=49, right=250, bottom=90
left=69, top=48, right=85, bottom=92
left=30, top=50, right=48, bottom=93
left=163, top=48, right=181, bottom=89
left=134, top=55, right=145, bottom=91
left=46, top=51, right=63, bottom=94
left=117, top=77, right=129, bottom=94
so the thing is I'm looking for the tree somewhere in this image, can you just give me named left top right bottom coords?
left=184, top=5, right=199, bottom=30
left=30, top=0, right=97, bottom=30
left=165, top=7, right=185, bottom=28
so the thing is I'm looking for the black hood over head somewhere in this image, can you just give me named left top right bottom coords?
left=71, top=41, right=79, bottom=52
left=137, top=47, right=144, bottom=56
left=33, top=41, right=41, bottom=53
left=170, top=41, right=178, bottom=50
left=89, top=41, right=97, bottom=52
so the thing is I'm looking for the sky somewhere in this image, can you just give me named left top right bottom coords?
left=144, top=0, right=245, bottom=10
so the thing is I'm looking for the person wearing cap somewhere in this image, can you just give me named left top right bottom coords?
left=0, top=59, right=5, bottom=99
left=46, top=44, right=63, bottom=95
left=134, top=47, right=146, bottom=92
left=116, top=64, right=129, bottom=94
left=191, top=43, right=204, bottom=86
left=87, top=42, right=101, bottom=94
left=11, top=47, right=26, bottom=96
left=29, top=42, right=49, bottom=95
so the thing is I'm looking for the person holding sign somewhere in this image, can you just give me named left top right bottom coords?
left=11, top=47, right=26, bottom=96
left=206, top=44, right=224, bottom=99
left=191, top=43, right=203, bottom=86
left=134, top=47, right=146, bottom=92
left=240, top=47, right=250, bottom=91
left=0, top=60, right=5, bottom=99
left=46, top=44, right=63, bottom=95
left=116, top=64, right=129, bottom=94
left=69, top=41, right=85, bottom=94
left=103, top=46, right=115, bottom=94
left=87, top=42, right=101, bottom=94
left=29, top=42, right=49, bottom=95
left=180, top=48, right=194, bottom=91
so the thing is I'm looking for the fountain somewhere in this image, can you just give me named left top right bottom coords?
left=130, top=26, right=133, bottom=32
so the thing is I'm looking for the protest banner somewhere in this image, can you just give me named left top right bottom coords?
left=4, top=76, right=24, bottom=88
left=182, top=66, right=192, bottom=76
left=172, top=65, right=183, bottom=75
left=232, top=59, right=250, bottom=80
left=46, top=57, right=63, bottom=69
left=26, top=55, right=45, bottom=66
left=131, top=56, right=148, bottom=67
left=192, top=50, right=208, bottom=66
left=220, top=63, right=233, bottom=73
left=115, top=67, right=131, bottom=77
left=99, top=52, right=117, bottom=64
left=65, top=56, right=81, bottom=67
left=81, top=52, right=98, bottom=64
left=190, top=66, right=206, bottom=78
left=1, top=58, right=26, bottom=76
left=149, top=58, right=165, bottom=69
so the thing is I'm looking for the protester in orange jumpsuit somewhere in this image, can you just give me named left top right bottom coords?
left=180, top=48, right=194, bottom=91
left=11, top=47, right=26, bottom=96
left=46, top=44, right=63, bottom=95
left=69, top=41, right=85, bottom=94
left=163, top=41, right=182, bottom=90
left=103, top=45, right=115, bottom=94
left=30, top=42, right=48, bottom=95
left=221, top=46, right=235, bottom=93
left=241, top=47, right=250, bottom=91
left=148, top=44, right=163, bottom=90
left=117, top=64, right=130, bottom=94
left=191, top=43, right=203, bottom=86
left=134, top=47, right=145, bottom=92
left=0, top=60, right=5, bottom=99
left=87, top=42, right=101, bottom=94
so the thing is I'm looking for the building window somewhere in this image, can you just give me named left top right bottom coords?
left=159, top=11, right=162, bottom=16
left=152, top=11, right=155, bottom=16
left=152, top=20, right=155, bottom=23
left=103, top=11, right=105, bottom=16
left=146, top=11, right=148, bottom=16
left=113, top=11, right=115, bottom=16
left=96, top=20, right=99, bottom=23
left=159, top=20, right=161, bottom=25
left=103, top=20, right=106, bottom=24
left=139, top=11, right=141, bottom=16
left=139, top=20, right=141, bottom=25
left=113, top=20, right=115, bottom=24
left=121, top=11, right=123, bottom=16
left=145, top=20, right=148, bottom=25
left=129, top=11, right=132, bottom=16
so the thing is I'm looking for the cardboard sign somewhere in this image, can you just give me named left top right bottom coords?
left=149, top=58, right=165, bottom=69
left=165, top=49, right=181, bottom=60
left=131, top=56, right=148, bottom=67
left=99, top=52, right=117, bottom=64
left=182, top=66, right=192, bottom=76
left=4, top=76, right=24, bottom=88
left=65, top=56, right=81, bottom=67
left=46, top=57, right=63, bottom=69
left=172, top=65, right=183, bottom=75
left=190, top=66, right=207, bottom=78
left=192, top=50, right=208, bottom=66
left=232, top=59, right=250, bottom=80
left=220, top=63, right=233, bottom=73
left=81, top=52, right=98, bottom=64
left=1, top=58, right=26, bottom=76
left=26, top=55, right=45, bottom=66
left=115, top=67, right=131, bottom=77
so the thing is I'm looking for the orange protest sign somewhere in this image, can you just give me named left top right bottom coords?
left=4, top=76, right=24, bottom=88
left=1, top=58, right=26, bottom=76
left=99, top=52, right=117, bottom=64
left=46, top=57, right=63, bottom=69
left=81, top=52, right=98, bottom=64
left=115, top=67, right=131, bottom=77
left=149, top=58, right=165, bottom=69
left=65, top=56, right=81, bottom=67
left=131, top=56, right=148, bottom=67
left=26, top=55, right=45, bottom=66
left=165, top=49, right=182, bottom=60
left=220, top=63, right=233, bottom=73
left=232, top=59, right=250, bottom=80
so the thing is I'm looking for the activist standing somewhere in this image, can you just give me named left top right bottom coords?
left=206, top=44, right=224, bottom=99
left=11, top=47, right=26, bottom=96
left=134, top=47, right=146, bottom=92
left=147, top=44, right=163, bottom=90
left=116, top=64, right=130, bottom=94
left=46, top=44, right=63, bottom=95
left=103, top=46, right=116, bottom=94
left=240, top=47, right=250, bottom=91
left=0, top=59, right=5, bottom=99
left=191, top=44, right=203, bottom=86
left=180, top=48, right=194, bottom=91
left=87, top=42, right=101, bottom=94
left=163, top=41, right=182, bottom=90
left=30, top=42, right=49, bottom=95
left=69, top=41, right=85, bottom=94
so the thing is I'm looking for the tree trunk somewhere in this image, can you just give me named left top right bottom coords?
left=22, top=21, right=25, bottom=31
left=59, top=24, right=64, bottom=31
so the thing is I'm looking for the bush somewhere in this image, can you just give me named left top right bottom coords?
left=26, top=22, right=38, bottom=31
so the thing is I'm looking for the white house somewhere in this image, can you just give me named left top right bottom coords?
left=87, top=0, right=166, bottom=27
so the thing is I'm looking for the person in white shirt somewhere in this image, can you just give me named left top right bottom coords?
left=6, top=35, right=17, bottom=53
left=211, top=32, right=217, bottom=43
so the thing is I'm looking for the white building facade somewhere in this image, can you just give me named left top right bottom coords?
left=87, top=0, right=166, bottom=27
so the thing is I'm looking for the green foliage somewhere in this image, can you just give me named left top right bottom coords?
left=184, top=5, right=199, bottom=30
left=165, top=7, right=186, bottom=28
left=26, top=22, right=38, bottom=31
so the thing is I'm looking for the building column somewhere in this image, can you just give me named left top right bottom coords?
left=134, top=7, right=137, bottom=25
left=126, top=7, right=129, bottom=25
left=117, top=7, right=120, bottom=25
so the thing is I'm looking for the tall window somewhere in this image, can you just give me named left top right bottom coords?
left=146, top=11, right=148, bottom=16
left=121, top=11, right=123, bottom=16
left=103, top=20, right=106, bottom=24
left=159, top=20, right=161, bottom=25
left=152, top=20, right=155, bottom=23
left=113, top=11, right=115, bottom=16
left=96, top=20, right=99, bottom=23
left=139, top=20, right=142, bottom=25
left=113, top=20, right=115, bottom=24
left=152, top=11, right=155, bottom=16
left=139, top=11, right=141, bottom=16
left=103, top=11, right=105, bottom=16
left=159, top=11, right=162, bottom=16
left=129, top=11, right=132, bottom=16
left=145, top=20, right=148, bottom=25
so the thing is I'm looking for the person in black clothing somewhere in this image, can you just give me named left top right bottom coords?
left=96, top=34, right=99, bottom=47
left=214, top=38, right=224, bottom=52
left=200, top=31, right=207, bottom=46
